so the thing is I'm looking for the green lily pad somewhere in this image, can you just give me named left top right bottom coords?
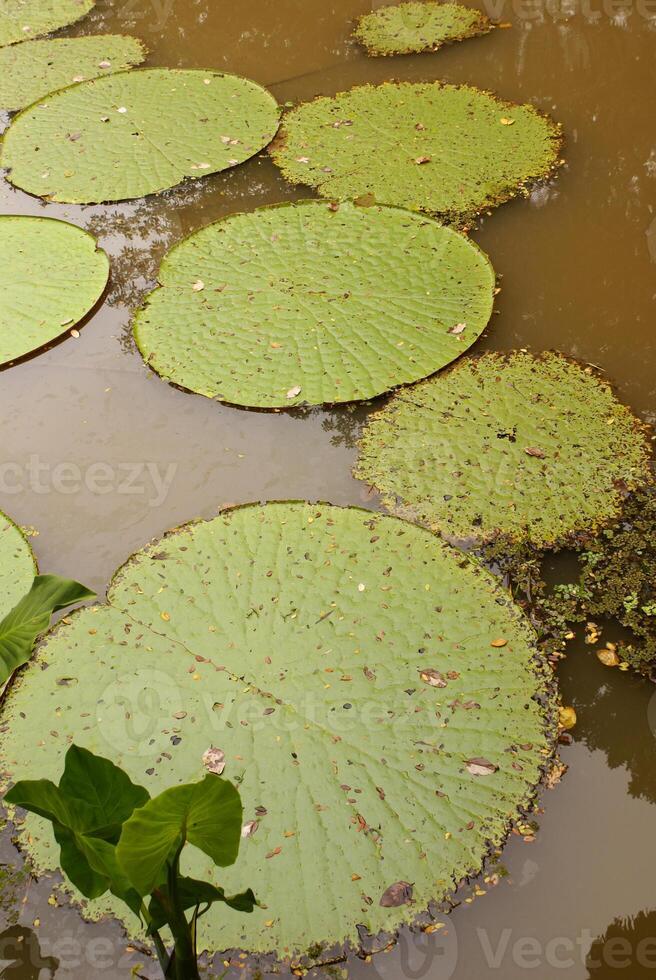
left=353, top=2, right=493, bottom=56
left=0, top=34, right=146, bottom=111
left=0, top=0, right=94, bottom=48
left=0, top=511, right=36, bottom=620
left=1, top=68, right=280, bottom=204
left=0, top=216, right=109, bottom=365
left=134, top=200, right=495, bottom=408
left=355, top=351, right=652, bottom=549
left=1, top=502, right=555, bottom=964
left=270, top=82, right=562, bottom=223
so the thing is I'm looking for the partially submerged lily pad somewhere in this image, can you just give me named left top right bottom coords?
left=353, top=2, right=493, bottom=56
left=0, top=216, right=109, bottom=365
left=355, top=352, right=652, bottom=549
left=0, top=0, right=94, bottom=48
left=1, top=68, right=280, bottom=203
left=1, top=502, right=555, bottom=964
left=134, top=200, right=496, bottom=408
left=0, top=34, right=146, bottom=111
left=0, top=511, right=37, bottom=620
left=270, top=82, right=562, bottom=223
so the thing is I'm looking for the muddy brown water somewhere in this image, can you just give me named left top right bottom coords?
left=1, top=0, right=656, bottom=976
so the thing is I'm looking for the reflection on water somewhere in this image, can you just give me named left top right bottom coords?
left=0, top=0, right=655, bottom=976
left=586, top=910, right=656, bottom=977
left=0, top=927, right=58, bottom=979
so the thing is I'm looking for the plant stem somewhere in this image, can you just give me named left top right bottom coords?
left=166, top=849, right=201, bottom=980
left=139, top=900, right=170, bottom=976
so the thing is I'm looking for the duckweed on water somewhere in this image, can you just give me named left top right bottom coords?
left=1, top=68, right=280, bottom=203
left=270, top=81, right=562, bottom=223
left=354, top=351, right=652, bottom=550
left=134, top=200, right=496, bottom=408
left=1, top=502, right=556, bottom=966
left=353, top=1, right=493, bottom=56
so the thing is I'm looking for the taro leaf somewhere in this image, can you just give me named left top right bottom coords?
left=147, top=878, right=257, bottom=933
left=134, top=200, right=495, bottom=408
left=353, top=1, right=492, bottom=56
left=0, top=216, right=109, bottom=366
left=0, top=0, right=94, bottom=48
left=0, top=574, right=95, bottom=683
left=0, top=503, right=556, bottom=964
left=0, top=510, right=36, bottom=621
left=1, top=68, right=280, bottom=203
left=0, top=34, right=146, bottom=111
left=5, top=745, right=148, bottom=908
left=270, top=81, right=562, bottom=223
left=117, top=775, right=243, bottom=896
left=355, top=351, right=652, bottom=550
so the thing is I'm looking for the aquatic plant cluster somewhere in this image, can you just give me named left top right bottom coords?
left=0, top=0, right=653, bottom=973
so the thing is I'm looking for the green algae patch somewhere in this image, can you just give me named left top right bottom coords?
left=353, top=2, right=492, bottom=56
left=270, top=82, right=562, bottom=223
left=0, top=216, right=109, bottom=365
left=0, top=511, right=36, bottom=620
left=1, top=68, right=280, bottom=204
left=0, top=34, right=146, bottom=111
left=0, top=0, right=94, bottom=48
left=551, top=483, right=656, bottom=674
left=134, top=200, right=496, bottom=409
left=355, top=352, right=652, bottom=550
left=0, top=502, right=555, bottom=965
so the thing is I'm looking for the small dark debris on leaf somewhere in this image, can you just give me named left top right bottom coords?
left=419, top=669, right=447, bottom=688
left=380, top=881, right=413, bottom=907
left=466, top=757, right=499, bottom=776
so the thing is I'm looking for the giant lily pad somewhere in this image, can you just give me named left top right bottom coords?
left=0, top=34, right=146, bottom=111
left=0, top=216, right=109, bottom=365
left=134, top=200, right=496, bottom=408
left=355, top=352, right=652, bottom=549
left=270, top=82, right=562, bottom=223
left=1, top=68, right=280, bottom=203
left=1, top=502, right=555, bottom=965
left=0, top=0, right=94, bottom=48
left=0, top=511, right=36, bottom=619
left=353, top=2, right=492, bottom=56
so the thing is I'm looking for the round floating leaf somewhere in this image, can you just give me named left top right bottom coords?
left=1, top=68, right=280, bottom=203
left=0, top=35, right=146, bottom=111
left=353, top=2, right=492, bottom=56
left=0, top=0, right=94, bottom=48
left=0, top=216, right=109, bottom=365
left=134, top=201, right=495, bottom=408
left=1, top=502, right=555, bottom=964
left=271, top=82, right=562, bottom=223
left=355, top=352, right=652, bottom=549
left=0, top=511, right=36, bottom=620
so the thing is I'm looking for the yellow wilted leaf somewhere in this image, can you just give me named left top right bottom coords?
left=559, top=706, right=577, bottom=730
